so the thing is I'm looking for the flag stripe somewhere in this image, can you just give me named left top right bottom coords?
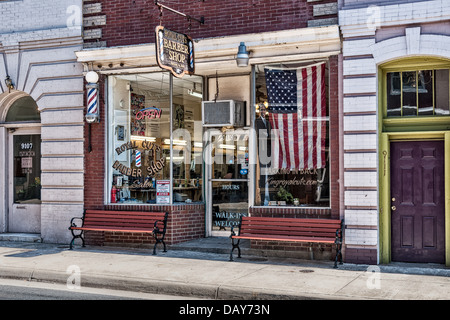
left=302, top=68, right=309, bottom=169
left=265, top=62, right=327, bottom=170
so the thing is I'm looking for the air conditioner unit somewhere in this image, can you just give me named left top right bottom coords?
left=202, top=100, right=246, bottom=127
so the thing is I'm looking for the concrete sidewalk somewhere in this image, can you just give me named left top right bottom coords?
left=0, top=238, right=449, bottom=300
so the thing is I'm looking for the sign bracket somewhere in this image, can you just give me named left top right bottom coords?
left=154, top=1, right=205, bottom=26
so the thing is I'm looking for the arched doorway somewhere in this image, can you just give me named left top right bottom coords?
left=0, top=92, right=41, bottom=234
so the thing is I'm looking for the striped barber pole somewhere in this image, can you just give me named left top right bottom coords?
left=189, top=41, right=194, bottom=69
left=135, top=150, right=141, bottom=167
left=87, top=86, right=98, bottom=115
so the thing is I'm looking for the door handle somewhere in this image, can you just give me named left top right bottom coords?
left=391, top=206, right=396, bottom=211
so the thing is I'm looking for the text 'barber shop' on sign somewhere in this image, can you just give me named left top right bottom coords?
left=155, top=26, right=194, bottom=77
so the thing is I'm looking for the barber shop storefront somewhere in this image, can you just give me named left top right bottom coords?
left=77, top=25, right=341, bottom=255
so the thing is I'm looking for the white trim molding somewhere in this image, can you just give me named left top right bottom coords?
left=371, top=27, right=450, bottom=65
left=76, top=26, right=341, bottom=76
left=340, top=0, right=450, bottom=39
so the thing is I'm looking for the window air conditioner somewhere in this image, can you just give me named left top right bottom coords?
left=202, top=100, right=246, bottom=127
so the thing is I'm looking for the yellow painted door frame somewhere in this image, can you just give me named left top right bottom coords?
left=378, top=58, right=450, bottom=266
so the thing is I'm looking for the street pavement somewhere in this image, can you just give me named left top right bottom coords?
left=0, top=237, right=449, bottom=301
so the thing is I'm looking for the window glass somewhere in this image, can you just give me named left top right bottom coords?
left=110, top=73, right=171, bottom=204
left=13, top=135, right=41, bottom=203
left=109, top=73, right=203, bottom=205
left=387, top=72, right=401, bottom=117
left=402, top=71, right=417, bottom=116
left=254, top=62, right=330, bottom=207
left=418, top=70, right=433, bottom=116
left=386, top=69, right=450, bottom=117
left=6, top=96, right=40, bottom=122
left=435, top=69, right=450, bottom=115
left=172, top=75, right=203, bottom=203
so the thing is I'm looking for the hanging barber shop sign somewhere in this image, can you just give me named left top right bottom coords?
left=155, top=26, right=195, bottom=78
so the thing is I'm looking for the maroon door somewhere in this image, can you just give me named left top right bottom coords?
left=390, top=141, right=445, bottom=264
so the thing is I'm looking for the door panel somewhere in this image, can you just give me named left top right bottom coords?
left=8, top=130, right=41, bottom=233
left=206, top=128, right=249, bottom=237
left=391, top=141, right=445, bottom=263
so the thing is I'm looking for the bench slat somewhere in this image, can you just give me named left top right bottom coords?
left=85, top=210, right=165, bottom=216
left=241, top=218, right=340, bottom=228
left=240, top=231, right=336, bottom=239
left=233, top=234, right=336, bottom=243
left=242, top=225, right=340, bottom=232
left=241, top=217, right=341, bottom=224
left=71, top=226, right=155, bottom=233
left=84, top=219, right=163, bottom=225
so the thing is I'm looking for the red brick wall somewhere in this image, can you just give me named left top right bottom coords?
left=84, top=0, right=338, bottom=48
left=84, top=76, right=106, bottom=210
left=82, top=0, right=340, bottom=251
left=84, top=204, right=205, bottom=248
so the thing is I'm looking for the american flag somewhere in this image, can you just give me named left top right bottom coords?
left=265, top=62, right=327, bottom=170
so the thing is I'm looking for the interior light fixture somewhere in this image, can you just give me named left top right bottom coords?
left=131, top=135, right=156, bottom=142
left=188, top=89, right=203, bottom=98
left=164, top=139, right=187, bottom=146
left=219, top=144, right=236, bottom=150
left=188, top=83, right=202, bottom=98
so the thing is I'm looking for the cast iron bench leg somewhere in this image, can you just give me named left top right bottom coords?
left=229, top=238, right=241, bottom=261
left=69, top=230, right=84, bottom=250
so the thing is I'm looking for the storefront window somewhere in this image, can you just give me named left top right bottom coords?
left=254, top=62, right=330, bottom=207
left=387, top=69, right=450, bottom=117
left=108, top=73, right=203, bottom=204
left=172, top=75, right=203, bottom=203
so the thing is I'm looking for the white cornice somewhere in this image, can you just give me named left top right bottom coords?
left=339, top=0, right=450, bottom=38
left=76, top=25, right=341, bottom=76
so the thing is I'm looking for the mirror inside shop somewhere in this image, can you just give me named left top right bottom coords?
left=109, top=73, right=203, bottom=204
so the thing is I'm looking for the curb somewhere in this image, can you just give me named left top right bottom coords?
left=0, top=265, right=347, bottom=300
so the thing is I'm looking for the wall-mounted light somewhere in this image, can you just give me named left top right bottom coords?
left=85, top=71, right=99, bottom=123
left=236, top=42, right=250, bottom=67
left=5, top=75, right=14, bottom=93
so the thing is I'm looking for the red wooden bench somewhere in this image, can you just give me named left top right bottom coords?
left=69, top=210, right=169, bottom=255
left=230, top=216, right=344, bottom=268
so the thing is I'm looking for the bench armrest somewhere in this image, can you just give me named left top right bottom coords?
left=69, top=217, right=84, bottom=229
left=230, top=226, right=236, bottom=238
left=152, top=219, right=167, bottom=234
left=334, top=219, right=344, bottom=244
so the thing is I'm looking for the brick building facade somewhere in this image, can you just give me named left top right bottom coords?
left=76, top=0, right=343, bottom=258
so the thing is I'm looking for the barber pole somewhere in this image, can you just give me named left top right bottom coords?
left=87, top=86, right=98, bottom=116
left=135, top=150, right=142, bottom=167
left=85, top=71, right=100, bottom=123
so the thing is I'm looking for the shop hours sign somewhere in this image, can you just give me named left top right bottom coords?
left=155, top=26, right=195, bottom=78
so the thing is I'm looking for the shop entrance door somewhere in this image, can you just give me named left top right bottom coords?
left=205, top=128, right=249, bottom=237
left=8, top=128, right=41, bottom=233
left=390, top=140, right=445, bottom=263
